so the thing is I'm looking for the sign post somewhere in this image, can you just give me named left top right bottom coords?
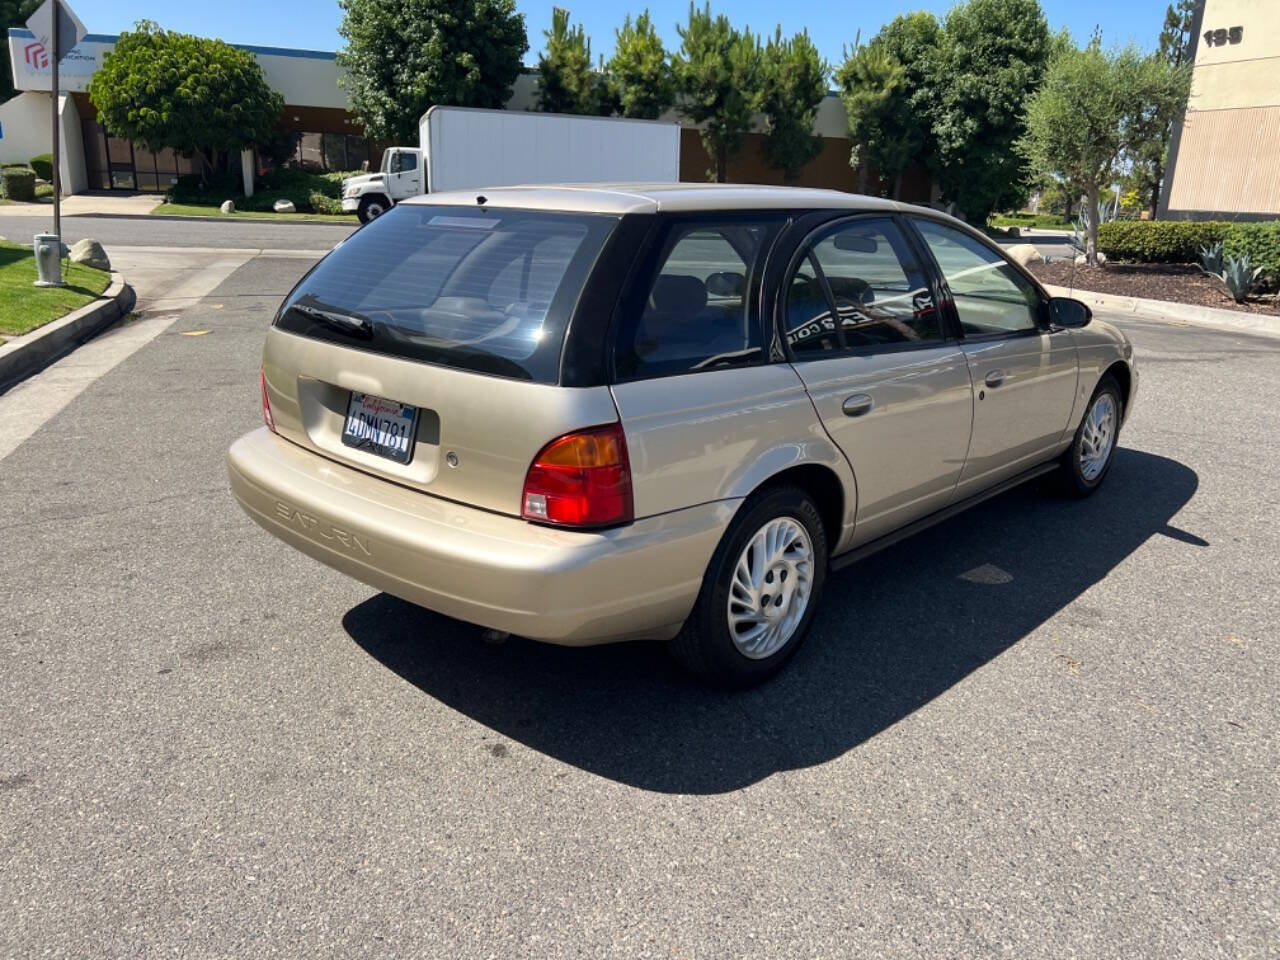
left=25, top=0, right=87, bottom=256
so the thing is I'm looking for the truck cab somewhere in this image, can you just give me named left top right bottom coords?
left=341, top=148, right=424, bottom=223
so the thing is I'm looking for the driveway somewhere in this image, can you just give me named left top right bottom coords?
left=1, top=252, right=1276, bottom=958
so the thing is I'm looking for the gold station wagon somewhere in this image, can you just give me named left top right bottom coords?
left=228, top=183, right=1137, bottom=686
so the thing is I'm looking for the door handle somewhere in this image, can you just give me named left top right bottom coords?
left=984, top=369, right=1007, bottom=388
left=842, top=394, right=874, bottom=417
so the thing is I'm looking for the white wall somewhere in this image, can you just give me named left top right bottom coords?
left=57, top=93, right=85, bottom=194
left=0, top=91, right=51, bottom=166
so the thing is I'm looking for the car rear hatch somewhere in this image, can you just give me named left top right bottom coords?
left=263, top=202, right=622, bottom=517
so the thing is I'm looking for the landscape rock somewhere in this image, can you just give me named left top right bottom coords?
left=219, top=200, right=236, bottom=214
left=1075, top=252, right=1108, bottom=266
left=273, top=199, right=296, bottom=214
left=1006, top=243, right=1044, bottom=268
left=69, top=238, right=110, bottom=271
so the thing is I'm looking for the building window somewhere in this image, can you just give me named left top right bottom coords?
left=265, top=132, right=368, bottom=173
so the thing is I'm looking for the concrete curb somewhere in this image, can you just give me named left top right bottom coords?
left=1045, top=283, right=1280, bottom=340
left=0, top=271, right=136, bottom=393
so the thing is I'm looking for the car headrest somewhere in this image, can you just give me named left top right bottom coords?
left=651, top=274, right=707, bottom=315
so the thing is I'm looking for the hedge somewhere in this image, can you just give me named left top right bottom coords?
left=0, top=167, right=36, bottom=202
left=1098, top=219, right=1280, bottom=287
left=29, top=154, right=53, bottom=181
left=1096, top=221, right=1231, bottom=264
left=168, top=167, right=358, bottom=214
left=1222, top=222, right=1280, bottom=286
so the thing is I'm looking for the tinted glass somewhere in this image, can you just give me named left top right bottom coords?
left=913, top=219, right=1041, bottom=336
left=615, top=220, right=774, bottom=380
left=276, top=204, right=616, bottom=382
left=788, top=217, right=940, bottom=354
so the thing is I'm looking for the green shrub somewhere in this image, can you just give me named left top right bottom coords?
left=29, top=154, right=53, bottom=180
left=1098, top=219, right=1280, bottom=290
left=309, top=191, right=344, bottom=215
left=1098, top=220, right=1231, bottom=263
left=167, top=167, right=359, bottom=214
left=0, top=167, right=37, bottom=202
left=1223, top=222, right=1280, bottom=288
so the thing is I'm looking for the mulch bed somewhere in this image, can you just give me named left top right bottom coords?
left=1027, top=261, right=1278, bottom=315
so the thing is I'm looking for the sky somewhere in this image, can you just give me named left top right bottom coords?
left=54, top=0, right=1174, bottom=64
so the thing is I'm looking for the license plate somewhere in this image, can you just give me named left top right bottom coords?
left=341, top=392, right=417, bottom=464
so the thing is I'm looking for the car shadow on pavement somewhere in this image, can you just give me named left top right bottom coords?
left=343, top=448, right=1200, bottom=794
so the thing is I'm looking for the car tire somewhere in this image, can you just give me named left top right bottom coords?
left=1058, top=374, right=1123, bottom=499
left=357, top=195, right=388, bottom=224
left=670, top=486, right=828, bottom=688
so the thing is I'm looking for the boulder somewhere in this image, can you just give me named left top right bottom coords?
left=1005, top=243, right=1043, bottom=268
left=273, top=199, right=296, bottom=214
left=69, top=238, right=110, bottom=271
left=1074, top=252, right=1108, bottom=266
left=219, top=200, right=236, bottom=214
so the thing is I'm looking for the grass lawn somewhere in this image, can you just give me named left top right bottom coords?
left=153, top=202, right=357, bottom=223
left=990, top=213, right=1073, bottom=230
left=0, top=241, right=113, bottom=337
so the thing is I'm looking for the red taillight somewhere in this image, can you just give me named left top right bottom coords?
left=522, top=423, right=634, bottom=528
left=260, top=368, right=276, bottom=433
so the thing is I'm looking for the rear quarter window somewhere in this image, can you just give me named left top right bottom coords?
left=275, top=204, right=617, bottom=382
left=612, top=216, right=784, bottom=381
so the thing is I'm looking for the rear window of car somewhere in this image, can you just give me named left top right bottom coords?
left=275, top=204, right=617, bottom=382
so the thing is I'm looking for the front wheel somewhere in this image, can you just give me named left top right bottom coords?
left=670, top=486, right=828, bottom=687
left=1058, top=375, right=1122, bottom=498
left=357, top=195, right=389, bottom=224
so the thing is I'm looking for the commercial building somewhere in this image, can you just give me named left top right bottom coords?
left=1, top=25, right=933, bottom=202
left=1160, top=0, right=1280, bottom=219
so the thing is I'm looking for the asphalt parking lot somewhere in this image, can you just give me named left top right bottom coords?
left=2, top=251, right=1277, bottom=958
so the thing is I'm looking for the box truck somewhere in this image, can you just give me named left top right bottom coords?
left=340, top=106, right=682, bottom=223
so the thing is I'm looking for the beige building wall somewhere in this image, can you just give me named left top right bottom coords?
left=1162, top=0, right=1280, bottom=218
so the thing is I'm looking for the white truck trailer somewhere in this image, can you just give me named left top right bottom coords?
left=341, top=106, right=682, bottom=223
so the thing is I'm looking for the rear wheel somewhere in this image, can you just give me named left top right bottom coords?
left=1058, top=375, right=1122, bottom=498
left=670, top=486, right=828, bottom=687
left=357, top=195, right=389, bottom=224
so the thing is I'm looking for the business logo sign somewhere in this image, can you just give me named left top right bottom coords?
left=23, top=40, right=48, bottom=69
left=7, top=31, right=107, bottom=90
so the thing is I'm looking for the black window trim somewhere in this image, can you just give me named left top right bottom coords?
left=605, top=210, right=790, bottom=385
left=773, top=211, right=956, bottom=363
left=903, top=213, right=1052, bottom=344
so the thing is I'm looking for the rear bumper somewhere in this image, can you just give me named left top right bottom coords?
left=227, top=428, right=735, bottom=645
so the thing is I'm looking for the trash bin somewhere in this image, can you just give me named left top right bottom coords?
left=33, top=233, right=65, bottom=288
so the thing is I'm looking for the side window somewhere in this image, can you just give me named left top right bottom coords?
left=394, top=152, right=418, bottom=173
left=787, top=218, right=941, bottom=354
left=913, top=219, right=1041, bottom=336
left=615, top=221, right=771, bottom=380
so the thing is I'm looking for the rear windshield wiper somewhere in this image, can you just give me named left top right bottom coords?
left=286, top=299, right=373, bottom=338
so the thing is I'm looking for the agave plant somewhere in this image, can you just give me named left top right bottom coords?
left=1198, top=241, right=1224, bottom=276
left=1217, top=253, right=1263, bottom=304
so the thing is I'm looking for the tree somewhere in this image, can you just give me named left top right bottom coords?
left=836, top=41, right=905, bottom=194
left=759, top=28, right=827, bottom=181
left=1018, top=39, right=1190, bottom=264
left=927, top=0, right=1052, bottom=223
left=1129, top=0, right=1196, bottom=215
left=337, top=0, right=527, bottom=143
left=1, top=0, right=41, bottom=103
left=537, top=7, right=611, bottom=115
left=671, top=2, right=762, bottom=183
left=837, top=12, right=940, bottom=198
left=87, top=21, right=282, bottom=181
left=608, top=10, right=674, bottom=120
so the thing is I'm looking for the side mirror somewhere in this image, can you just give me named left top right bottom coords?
left=1050, top=296, right=1092, bottom=328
